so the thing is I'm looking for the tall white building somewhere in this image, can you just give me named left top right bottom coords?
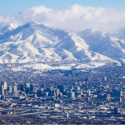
left=0, top=85, right=4, bottom=95
left=104, top=77, right=107, bottom=81
left=12, top=86, right=17, bottom=92
left=1, top=81, right=7, bottom=90
left=54, top=88, right=60, bottom=97
left=88, top=89, right=91, bottom=97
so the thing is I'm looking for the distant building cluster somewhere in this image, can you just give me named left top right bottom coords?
left=0, top=73, right=125, bottom=124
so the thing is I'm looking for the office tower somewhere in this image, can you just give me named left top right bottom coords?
left=57, top=85, right=64, bottom=94
left=30, top=84, right=35, bottom=93
left=42, top=92, right=49, bottom=97
left=64, top=113, right=69, bottom=118
left=37, top=89, right=42, bottom=97
left=25, top=83, right=30, bottom=94
left=88, top=89, right=91, bottom=97
left=25, top=83, right=30, bottom=88
left=7, top=86, right=12, bottom=93
left=46, top=87, right=54, bottom=96
left=74, top=86, right=80, bottom=90
left=106, top=94, right=110, bottom=100
left=1, top=81, right=7, bottom=90
left=19, top=84, right=24, bottom=91
left=54, top=88, right=60, bottom=98
left=104, top=77, right=107, bottom=81
left=114, top=108, right=119, bottom=114
left=12, top=86, right=17, bottom=92
left=25, top=87, right=30, bottom=94
left=113, top=89, right=122, bottom=97
left=67, top=92, right=75, bottom=98
left=0, top=85, right=4, bottom=95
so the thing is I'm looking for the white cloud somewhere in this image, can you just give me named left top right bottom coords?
left=1, top=4, right=125, bottom=32
left=16, top=5, right=52, bottom=24
left=0, top=14, right=14, bottom=26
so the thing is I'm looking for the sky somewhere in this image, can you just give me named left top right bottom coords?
left=0, top=0, right=125, bottom=15
left=0, top=0, right=125, bottom=31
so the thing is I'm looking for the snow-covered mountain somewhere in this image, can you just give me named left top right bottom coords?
left=0, top=22, right=124, bottom=71
left=0, top=23, right=18, bottom=35
left=78, top=28, right=125, bottom=63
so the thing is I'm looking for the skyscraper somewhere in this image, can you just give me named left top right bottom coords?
left=7, top=86, right=12, bottom=93
left=88, top=89, right=91, bottom=97
left=57, top=85, right=64, bottom=94
left=54, top=88, right=60, bottom=98
left=30, top=84, right=35, bottom=93
left=114, top=107, right=119, bottom=114
left=0, top=85, right=4, bottom=95
left=104, top=77, right=107, bottom=81
left=67, top=92, right=75, bottom=98
left=19, top=84, right=24, bottom=91
left=12, top=86, right=17, bottom=93
left=1, top=81, right=7, bottom=90
left=25, top=83, right=30, bottom=94
left=112, top=89, right=122, bottom=97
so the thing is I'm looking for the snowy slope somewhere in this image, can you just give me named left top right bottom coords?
left=79, top=28, right=125, bottom=63
left=0, top=23, right=18, bottom=35
left=0, top=22, right=123, bottom=71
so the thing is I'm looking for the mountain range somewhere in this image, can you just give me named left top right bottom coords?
left=0, top=22, right=124, bottom=71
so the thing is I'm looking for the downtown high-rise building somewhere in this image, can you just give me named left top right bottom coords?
left=57, top=85, right=64, bottom=94
left=54, top=88, right=60, bottom=98
left=19, top=84, right=24, bottom=91
left=7, top=86, right=12, bottom=93
left=25, top=83, right=30, bottom=94
left=1, top=81, right=7, bottom=90
left=30, top=84, right=35, bottom=93
left=0, top=85, right=4, bottom=95
left=12, top=86, right=17, bottom=93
